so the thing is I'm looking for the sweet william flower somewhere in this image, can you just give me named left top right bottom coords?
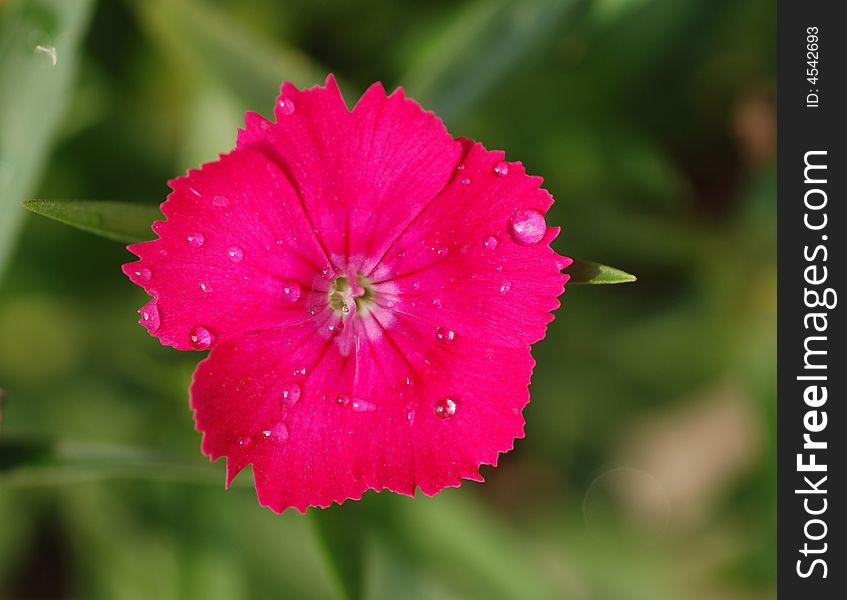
left=123, top=75, right=570, bottom=513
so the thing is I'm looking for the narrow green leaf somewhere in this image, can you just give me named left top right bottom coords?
left=309, top=506, right=367, bottom=600
left=403, top=0, right=575, bottom=123
left=22, top=199, right=160, bottom=243
left=0, top=0, right=96, bottom=277
left=568, top=259, right=637, bottom=285
left=135, top=0, right=325, bottom=109
left=0, top=438, right=225, bottom=487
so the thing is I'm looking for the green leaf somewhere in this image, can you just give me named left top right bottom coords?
left=309, top=506, right=368, bottom=600
left=133, top=0, right=327, bottom=170
left=0, top=438, right=224, bottom=487
left=568, top=259, right=637, bottom=285
left=0, top=0, right=96, bottom=277
left=22, top=199, right=160, bottom=243
left=403, top=0, right=575, bottom=123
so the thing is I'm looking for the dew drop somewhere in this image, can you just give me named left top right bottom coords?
left=262, top=422, right=290, bottom=444
left=237, top=436, right=251, bottom=448
left=493, top=161, right=510, bottom=177
left=293, top=366, right=307, bottom=376
left=187, top=232, right=205, bottom=248
left=134, top=267, right=152, bottom=282
left=281, top=382, right=301, bottom=407
left=434, top=397, right=457, bottom=419
left=508, top=209, right=546, bottom=245
left=482, top=236, right=498, bottom=251
left=139, top=301, right=160, bottom=333
left=189, top=325, right=215, bottom=350
left=278, top=97, right=296, bottom=115
left=456, top=164, right=465, bottom=172
left=212, top=195, right=229, bottom=207
left=460, top=177, right=471, bottom=185
left=435, top=326, right=455, bottom=342
left=431, top=297, right=442, bottom=308
left=500, top=281, right=512, bottom=294
left=351, top=398, right=376, bottom=413
left=281, top=280, right=301, bottom=302
left=227, top=246, right=244, bottom=263
left=411, top=280, right=420, bottom=291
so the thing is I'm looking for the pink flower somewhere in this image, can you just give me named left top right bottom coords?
left=123, top=75, right=570, bottom=513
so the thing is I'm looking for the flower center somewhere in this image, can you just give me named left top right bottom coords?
left=328, top=273, right=376, bottom=317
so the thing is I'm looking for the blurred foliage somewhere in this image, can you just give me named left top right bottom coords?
left=0, top=0, right=775, bottom=598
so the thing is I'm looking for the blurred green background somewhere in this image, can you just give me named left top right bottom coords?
left=0, top=0, right=775, bottom=598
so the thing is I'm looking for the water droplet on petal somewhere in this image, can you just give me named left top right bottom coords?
left=293, top=366, right=307, bottom=376
left=189, top=325, right=215, bottom=350
left=460, top=177, right=471, bottom=185
left=281, top=382, right=301, bottom=407
left=262, top=422, right=290, bottom=444
left=213, top=195, right=229, bottom=207
left=435, top=326, right=455, bottom=342
left=431, top=297, right=442, bottom=308
left=281, top=280, right=301, bottom=302
left=434, top=397, right=457, bottom=419
left=493, top=161, right=510, bottom=176
left=508, top=209, right=546, bottom=245
left=278, top=97, right=296, bottom=115
left=350, top=398, right=376, bottom=413
left=482, top=236, right=498, bottom=251
left=139, top=301, right=160, bottom=333
left=199, top=281, right=211, bottom=294
left=237, top=436, right=251, bottom=448
left=134, top=267, right=152, bottom=282
left=500, top=281, right=512, bottom=294
left=187, top=232, right=205, bottom=248
left=227, top=246, right=244, bottom=263
left=456, top=163, right=466, bottom=172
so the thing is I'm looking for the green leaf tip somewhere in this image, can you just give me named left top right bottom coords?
left=567, top=258, right=637, bottom=285
left=22, top=199, right=161, bottom=243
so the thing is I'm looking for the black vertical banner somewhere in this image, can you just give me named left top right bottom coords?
left=777, top=1, right=845, bottom=597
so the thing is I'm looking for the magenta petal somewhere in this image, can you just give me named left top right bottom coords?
left=237, top=74, right=463, bottom=269
left=122, top=146, right=331, bottom=350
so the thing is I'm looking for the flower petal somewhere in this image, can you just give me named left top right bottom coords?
left=123, top=146, right=330, bottom=350
left=191, top=317, right=532, bottom=512
left=237, top=75, right=463, bottom=272
left=369, top=139, right=569, bottom=348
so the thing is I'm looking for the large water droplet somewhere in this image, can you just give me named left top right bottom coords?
left=434, top=397, right=457, bottom=419
left=189, top=325, right=215, bottom=350
left=262, top=422, right=290, bottom=445
left=278, top=97, right=296, bottom=115
left=508, top=209, right=546, bottom=245
left=482, top=236, right=498, bottom=251
left=134, top=267, right=152, bottom=282
left=493, top=161, right=510, bottom=177
left=282, top=382, right=301, bottom=407
left=435, top=326, right=455, bottom=342
left=281, top=280, right=301, bottom=302
left=212, top=195, right=229, bottom=207
left=139, top=301, right=160, bottom=333
left=228, top=246, right=244, bottom=263
left=187, top=232, right=205, bottom=248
